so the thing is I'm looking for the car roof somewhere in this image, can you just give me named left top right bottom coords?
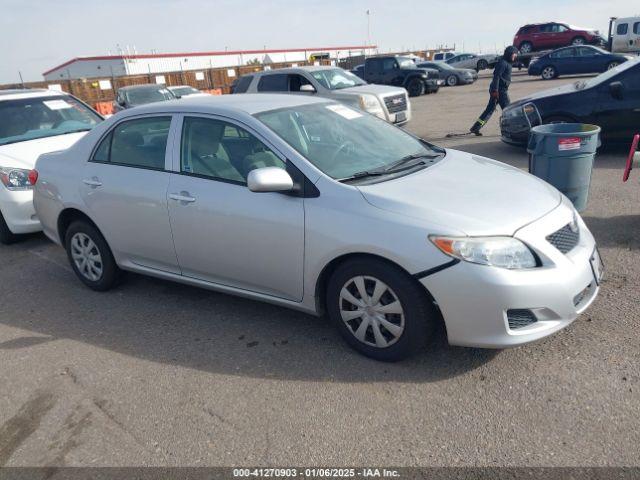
left=118, top=84, right=167, bottom=91
left=246, top=66, right=342, bottom=77
left=117, top=93, right=333, bottom=117
left=0, top=88, right=70, bottom=101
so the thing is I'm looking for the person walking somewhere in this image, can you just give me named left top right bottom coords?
left=469, top=46, right=519, bottom=135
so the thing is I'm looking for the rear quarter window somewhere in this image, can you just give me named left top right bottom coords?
left=233, top=75, right=253, bottom=93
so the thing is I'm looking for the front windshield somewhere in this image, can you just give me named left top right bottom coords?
left=0, top=95, right=102, bottom=146
left=397, top=57, right=416, bottom=68
left=255, top=103, right=442, bottom=180
left=577, top=58, right=639, bottom=90
left=311, top=69, right=366, bottom=90
left=125, top=87, right=175, bottom=106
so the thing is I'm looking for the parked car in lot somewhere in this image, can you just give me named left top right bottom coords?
left=232, top=66, right=411, bottom=125
left=167, top=85, right=208, bottom=98
left=33, top=94, right=601, bottom=360
left=514, top=22, right=605, bottom=54
left=501, top=58, right=640, bottom=145
left=416, top=61, right=477, bottom=86
left=529, top=46, right=629, bottom=79
left=0, top=89, right=102, bottom=244
left=355, top=56, right=444, bottom=97
left=113, top=84, right=176, bottom=112
left=442, top=53, right=500, bottom=71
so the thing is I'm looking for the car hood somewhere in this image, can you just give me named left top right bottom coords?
left=357, top=149, right=561, bottom=236
left=507, top=82, right=578, bottom=108
left=0, top=132, right=87, bottom=169
left=338, top=84, right=407, bottom=96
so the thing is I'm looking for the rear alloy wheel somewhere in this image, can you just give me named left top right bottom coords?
left=541, top=66, right=556, bottom=80
left=65, top=221, right=120, bottom=291
left=406, top=78, right=425, bottom=97
left=0, top=212, right=18, bottom=245
left=476, top=59, right=488, bottom=71
left=326, top=258, right=436, bottom=361
left=446, top=75, right=458, bottom=86
left=571, top=36, right=586, bottom=46
left=519, top=42, right=533, bottom=54
left=607, top=61, right=619, bottom=70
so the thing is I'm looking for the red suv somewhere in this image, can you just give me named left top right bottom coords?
left=513, top=22, right=604, bottom=54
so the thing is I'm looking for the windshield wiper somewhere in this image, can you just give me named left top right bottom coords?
left=339, top=170, right=388, bottom=183
left=383, top=153, right=440, bottom=172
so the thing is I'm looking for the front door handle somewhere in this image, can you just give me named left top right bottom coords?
left=82, top=178, right=102, bottom=187
left=169, top=192, right=196, bottom=203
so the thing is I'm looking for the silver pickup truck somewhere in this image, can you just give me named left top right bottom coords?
left=231, top=66, right=411, bottom=125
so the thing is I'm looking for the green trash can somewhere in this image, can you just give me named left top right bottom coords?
left=527, top=123, right=601, bottom=212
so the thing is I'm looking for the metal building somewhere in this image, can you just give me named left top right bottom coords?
left=42, top=46, right=375, bottom=81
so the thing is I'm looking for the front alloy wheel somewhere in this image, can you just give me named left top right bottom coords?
left=607, top=61, right=619, bottom=70
left=339, top=276, right=405, bottom=348
left=541, top=66, right=556, bottom=80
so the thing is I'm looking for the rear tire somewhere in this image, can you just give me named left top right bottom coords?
left=406, top=78, right=425, bottom=97
left=326, top=258, right=437, bottom=361
left=519, top=42, right=533, bottom=54
left=541, top=65, right=557, bottom=80
left=606, top=61, right=619, bottom=70
left=446, top=75, right=458, bottom=86
left=0, top=212, right=18, bottom=245
left=64, top=221, right=120, bottom=291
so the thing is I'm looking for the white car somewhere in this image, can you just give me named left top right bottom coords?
left=33, top=95, right=601, bottom=360
left=442, top=53, right=501, bottom=71
left=167, top=85, right=210, bottom=98
left=0, top=89, right=102, bottom=244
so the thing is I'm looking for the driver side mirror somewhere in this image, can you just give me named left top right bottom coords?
left=299, top=84, right=316, bottom=93
left=247, top=167, right=294, bottom=193
left=609, top=81, right=624, bottom=100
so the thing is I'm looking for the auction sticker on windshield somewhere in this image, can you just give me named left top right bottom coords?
left=558, top=137, right=581, bottom=151
left=326, top=104, right=362, bottom=120
left=43, top=99, right=73, bottom=110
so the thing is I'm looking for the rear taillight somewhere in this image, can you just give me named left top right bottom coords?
left=28, top=169, right=38, bottom=185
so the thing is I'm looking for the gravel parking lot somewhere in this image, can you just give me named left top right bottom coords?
left=0, top=71, right=638, bottom=468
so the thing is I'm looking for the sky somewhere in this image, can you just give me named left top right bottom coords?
left=0, top=0, right=634, bottom=84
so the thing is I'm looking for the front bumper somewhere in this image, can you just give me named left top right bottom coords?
left=421, top=199, right=600, bottom=348
left=0, top=187, right=40, bottom=234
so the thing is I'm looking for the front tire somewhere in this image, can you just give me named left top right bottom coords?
left=606, top=61, right=619, bottom=70
left=476, top=59, right=488, bottom=71
left=326, top=258, right=437, bottom=361
left=406, top=78, right=425, bottom=97
left=571, top=36, right=586, bottom=46
left=65, top=221, right=120, bottom=291
left=446, top=75, right=458, bottom=86
left=541, top=66, right=557, bottom=80
left=0, top=212, right=18, bottom=245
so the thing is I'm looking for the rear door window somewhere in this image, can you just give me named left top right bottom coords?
left=550, top=48, right=576, bottom=58
left=257, top=74, right=289, bottom=92
left=634, top=22, right=640, bottom=34
left=94, top=116, right=171, bottom=170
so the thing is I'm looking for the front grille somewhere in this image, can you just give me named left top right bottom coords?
left=546, top=223, right=580, bottom=254
left=384, top=94, right=407, bottom=113
left=507, top=309, right=538, bottom=329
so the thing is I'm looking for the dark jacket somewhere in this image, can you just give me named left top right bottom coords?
left=490, top=46, right=518, bottom=93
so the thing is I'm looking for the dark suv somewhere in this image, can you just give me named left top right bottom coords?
left=357, top=56, right=443, bottom=97
left=513, top=23, right=604, bottom=54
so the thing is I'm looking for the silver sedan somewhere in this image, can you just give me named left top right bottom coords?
left=33, top=94, right=601, bottom=360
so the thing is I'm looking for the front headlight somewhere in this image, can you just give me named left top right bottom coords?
left=0, top=167, right=33, bottom=191
left=358, top=94, right=385, bottom=118
left=430, top=236, right=538, bottom=269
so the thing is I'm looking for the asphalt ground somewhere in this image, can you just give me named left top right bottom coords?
left=0, top=70, right=638, bottom=468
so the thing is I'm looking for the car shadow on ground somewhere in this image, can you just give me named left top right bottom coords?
left=0, top=235, right=499, bottom=384
left=583, top=215, right=640, bottom=250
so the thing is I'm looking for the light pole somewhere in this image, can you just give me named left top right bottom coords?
left=366, top=9, right=371, bottom=56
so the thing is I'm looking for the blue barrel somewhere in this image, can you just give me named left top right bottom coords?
left=527, top=123, right=601, bottom=212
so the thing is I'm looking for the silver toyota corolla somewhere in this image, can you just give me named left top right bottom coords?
left=33, top=94, right=602, bottom=361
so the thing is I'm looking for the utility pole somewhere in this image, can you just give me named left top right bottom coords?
left=366, top=9, right=371, bottom=56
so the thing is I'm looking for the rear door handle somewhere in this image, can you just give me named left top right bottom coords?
left=82, top=178, right=102, bottom=187
left=169, top=192, right=196, bottom=203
